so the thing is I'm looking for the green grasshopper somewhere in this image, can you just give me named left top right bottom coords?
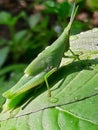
left=2, top=4, right=79, bottom=112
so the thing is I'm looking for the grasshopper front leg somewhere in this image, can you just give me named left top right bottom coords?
left=69, top=49, right=80, bottom=61
left=63, top=48, right=80, bottom=61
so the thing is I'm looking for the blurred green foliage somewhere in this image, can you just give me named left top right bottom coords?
left=0, top=0, right=97, bottom=100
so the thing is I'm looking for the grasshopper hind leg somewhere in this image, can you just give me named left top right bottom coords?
left=44, top=75, right=51, bottom=97
left=44, top=68, right=58, bottom=103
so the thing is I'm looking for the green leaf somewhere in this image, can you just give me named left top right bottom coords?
left=0, top=64, right=26, bottom=108
left=14, top=30, right=28, bottom=43
left=0, top=64, right=26, bottom=76
left=0, top=11, right=26, bottom=27
left=0, top=12, right=11, bottom=25
left=0, top=39, right=6, bottom=46
left=0, top=47, right=9, bottom=68
left=86, top=0, right=98, bottom=10
left=0, top=28, right=98, bottom=129
left=28, top=13, right=42, bottom=29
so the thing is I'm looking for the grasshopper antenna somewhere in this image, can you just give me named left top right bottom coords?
left=67, top=3, right=79, bottom=30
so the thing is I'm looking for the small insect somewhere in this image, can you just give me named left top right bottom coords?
left=2, top=4, right=79, bottom=112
